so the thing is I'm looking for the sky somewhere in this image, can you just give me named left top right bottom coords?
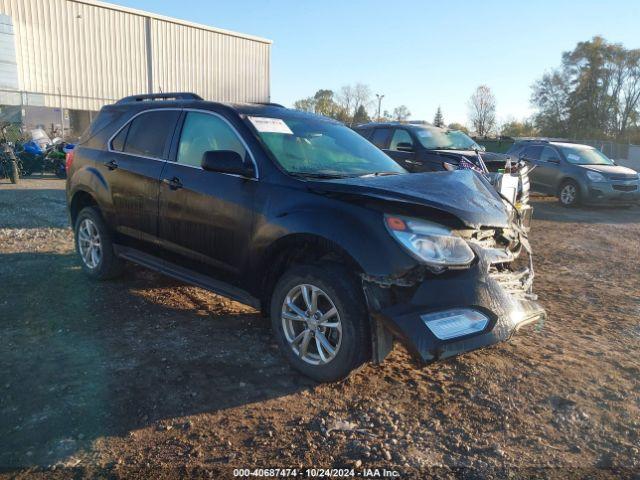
left=112, top=0, right=639, bottom=127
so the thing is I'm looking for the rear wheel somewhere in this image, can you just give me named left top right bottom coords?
left=54, top=160, right=66, bottom=179
left=559, top=180, right=580, bottom=207
left=270, top=264, right=370, bottom=382
left=9, top=159, right=19, bottom=184
left=74, top=207, right=123, bottom=279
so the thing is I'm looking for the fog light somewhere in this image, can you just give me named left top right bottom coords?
left=421, top=309, right=489, bottom=340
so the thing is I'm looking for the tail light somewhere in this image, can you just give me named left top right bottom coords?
left=65, top=150, right=75, bottom=172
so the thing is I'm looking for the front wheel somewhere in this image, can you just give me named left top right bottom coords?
left=559, top=180, right=580, bottom=207
left=270, top=264, right=371, bottom=382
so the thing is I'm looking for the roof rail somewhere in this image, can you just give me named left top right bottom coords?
left=515, top=137, right=550, bottom=143
left=116, top=92, right=203, bottom=104
left=251, top=102, right=285, bottom=108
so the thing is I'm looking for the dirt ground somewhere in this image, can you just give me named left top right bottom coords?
left=1, top=177, right=639, bottom=479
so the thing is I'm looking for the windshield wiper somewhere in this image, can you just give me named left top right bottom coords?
left=289, top=172, right=358, bottom=179
left=358, top=171, right=402, bottom=177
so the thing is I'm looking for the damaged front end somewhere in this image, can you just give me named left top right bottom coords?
left=363, top=216, right=546, bottom=364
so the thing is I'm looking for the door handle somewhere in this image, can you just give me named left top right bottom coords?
left=405, top=160, right=420, bottom=165
left=106, top=159, right=118, bottom=170
left=163, top=176, right=183, bottom=190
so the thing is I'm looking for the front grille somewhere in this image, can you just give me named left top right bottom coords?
left=613, top=184, right=638, bottom=192
left=610, top=175, right=637, bottom=181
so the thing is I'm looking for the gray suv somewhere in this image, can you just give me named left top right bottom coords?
left=507, top=140, right=640, bottom=207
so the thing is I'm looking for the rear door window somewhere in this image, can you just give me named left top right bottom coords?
left=523, top=145, right=543, bottom=160
left=120, top=110, right=180, bottom=159
left=370, top=128, right=391, bottom=149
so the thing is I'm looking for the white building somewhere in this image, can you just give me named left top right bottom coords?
left=0, top=0, right=271, bottom=137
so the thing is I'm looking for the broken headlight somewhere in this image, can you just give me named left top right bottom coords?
left=384, top=215, right=475, bottom=269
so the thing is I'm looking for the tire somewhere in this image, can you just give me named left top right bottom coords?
left=9, top=159, right=19, bottom=184
left=54, top=161, right=66, bottom=179
left=558, top=180, right=580, bottom=207
left=74, top=206, right=123, bottom=280
left=270, top=264, right=370, bottom=382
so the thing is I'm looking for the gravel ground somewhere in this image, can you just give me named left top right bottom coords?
left=1, top=178, right=639, bottom=479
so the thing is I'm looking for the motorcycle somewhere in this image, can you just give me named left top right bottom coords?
left=16, top=132, right=74, bottom=178
left=0, top=123, right=22, bottom=184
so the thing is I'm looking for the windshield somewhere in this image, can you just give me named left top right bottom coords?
left=559, top=146, right=615, bottom=165
left=246, top=114, right=406, bottom=177
left=415, top=127, right=479, bottom=150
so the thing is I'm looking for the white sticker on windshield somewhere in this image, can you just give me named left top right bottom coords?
left=417, top=130, right=432, bottom=138
left=248, top=116, right=293, bottom=134
left=567, top=153, right=581, bottom=161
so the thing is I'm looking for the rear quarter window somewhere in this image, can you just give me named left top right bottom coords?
left=116, top=110, right=180, bottom=159
left=79, top=107, right=129, bottom=149
left=355, top=128, right=372, bottom=139
left=370, top=128, right=391, bottom=149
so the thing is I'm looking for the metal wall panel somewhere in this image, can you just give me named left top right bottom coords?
left=0, top=0, right=271, bottom=111
left=151, top=19, right=270, bottom=104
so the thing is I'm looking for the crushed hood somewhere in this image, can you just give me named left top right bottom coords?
left=309, top=170, right=510, bottom=229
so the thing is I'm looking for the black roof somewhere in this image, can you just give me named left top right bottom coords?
left=354, top=121, right=440, bottom=130
left=512, top=137, right=575, bottom=144
left=109, top=92, right=339, bottom=123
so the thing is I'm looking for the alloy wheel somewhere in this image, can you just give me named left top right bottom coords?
left=281, top=284, right=342, bottom=365
left=560, top=184, right=577, bottom=205
left=78, top=218, right=102, bottom=269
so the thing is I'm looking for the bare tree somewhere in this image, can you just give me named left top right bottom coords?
left=393, top=105, right=411, bottom=122
left=352, top=83, right=373, bottom=118
left=337, top=85, right=355, bottom=119
left=338, top=83, right=373, bottom=125
left=468, top=85, right=496, bottom=136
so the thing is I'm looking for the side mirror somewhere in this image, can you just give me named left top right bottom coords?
left=396, top=142, right=414, bottom=152
left=201, top=150, right=254, bottom=177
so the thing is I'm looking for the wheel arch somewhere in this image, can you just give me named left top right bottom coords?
left=69, top=189, right=99, bottom=226
left=256, top=233, right=365, bottom=316
left=557, top=176, right=580, bottom=195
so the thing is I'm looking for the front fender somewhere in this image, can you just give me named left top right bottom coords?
left=250, top=194, right=417, bottom=279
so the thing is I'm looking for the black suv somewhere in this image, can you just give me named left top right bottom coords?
left=67, top=93, right=545, bottom=382
left=354, top=122, right=531, bottom=208
left=507, top=139, right=639, bottom=206
left=354, top=122, right=514, bottom=173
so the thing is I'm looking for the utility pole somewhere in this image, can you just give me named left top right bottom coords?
left=375, top=93, right=385, bottom=121
left=58, top=88, right=64, bottom=139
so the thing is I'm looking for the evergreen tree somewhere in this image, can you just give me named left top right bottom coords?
left=433, top=106, right=444, bottom=127
left=352, top=105, right=371, bottom=125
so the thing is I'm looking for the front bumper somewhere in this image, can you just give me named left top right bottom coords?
left=370, top=248, right=545, bottom=362
left=584, top=180, right=640, bottom=205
